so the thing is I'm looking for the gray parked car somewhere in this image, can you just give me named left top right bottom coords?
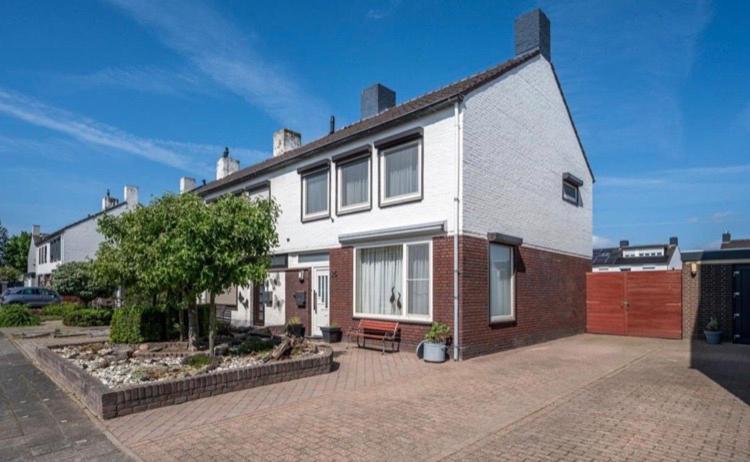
left=0, top=287, right=62, bottom=307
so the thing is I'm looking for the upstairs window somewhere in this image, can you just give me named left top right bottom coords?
left=50, top=237, right=62, bottom=263
left=301, top=168, right=329, bottom=222
left=337, top=155, right=370, bottom=214
left=380, top=140, right=422, bottom=206
left=562, top=172, right=583, bottom=206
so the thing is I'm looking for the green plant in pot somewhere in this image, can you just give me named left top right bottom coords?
left=421, top=322, right=451, bottom=363
left=704, top=316, right=722, bottom=345
left=286, top=316, right=305, bottom=338
left=320, top=321, right=342, bottom=343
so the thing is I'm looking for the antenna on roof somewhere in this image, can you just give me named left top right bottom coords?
left=223, top=147, right=229, bottom=158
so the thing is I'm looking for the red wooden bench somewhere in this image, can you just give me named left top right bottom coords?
left=347, top=319, right=400, bottom=354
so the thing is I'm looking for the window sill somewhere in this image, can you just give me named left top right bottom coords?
left=380, top=193, right=422, bottom=208
left=489, top=315, right=516, bottom=325
left=301, top=212, right=330, bottom=223
left=353, top=314, right=432, bottom=325
left=337, top=203, right=371, bottom=216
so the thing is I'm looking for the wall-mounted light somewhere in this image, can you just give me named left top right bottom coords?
left=298, top=270, right=305, bottom=283
left=690, top=262, right=698, bottom=277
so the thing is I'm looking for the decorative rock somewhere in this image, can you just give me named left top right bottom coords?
left=213, top=343, right=229, bottom=356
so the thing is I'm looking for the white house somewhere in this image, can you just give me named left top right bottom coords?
left=592, top=237, right=682, bottom=272
left=190, top=9, right=594, bottom=359
left=26, top=186, right=139, bottom=287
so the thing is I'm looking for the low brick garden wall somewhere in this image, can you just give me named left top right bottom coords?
left=33, top=342, right=333, bottom=419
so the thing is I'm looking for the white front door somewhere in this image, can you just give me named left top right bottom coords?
left=311, top=267, right=330, bottom=337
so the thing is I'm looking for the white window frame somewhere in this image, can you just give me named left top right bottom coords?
left=379, top=139, right=423, bottom=207
left=562, top=180, right=579, bottom=205
left=301, top=168, right=330, bottom=222
left=489, top=243, right=515, bottom=323
left=336, top=155, right=371, bottom=214
left=352, top=239, right=433, bottom=323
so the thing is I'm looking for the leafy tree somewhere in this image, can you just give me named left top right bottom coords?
left=4, top=232, right=31, bottom=275
left=0, top=219, right=8, bottom=265
left=52, top=261, right=114, bottom=305
left=0, top=266, right=21, bottom=283
left=199, top=194, right=279, bottom=353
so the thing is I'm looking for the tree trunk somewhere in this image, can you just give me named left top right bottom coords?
left=208, top=293, right=217, bottom=355
left=178, top=308, right=185, bottom=342
left=187, top=297, right=197, bottom=352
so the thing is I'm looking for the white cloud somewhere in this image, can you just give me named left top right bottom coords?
left=711, top=211, right=732, bottom=223
left=592, top=235, right=614, bottom=249
left=366, top=0, right=402, bottom=20
left=0, top=88, right=251, bottom=172
left=59, top=66, right=209, bottom=97
left=107, top=0, right=329, bottom=136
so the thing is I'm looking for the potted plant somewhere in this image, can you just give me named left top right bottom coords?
left=320, top=322, right=342, bottom=343
left=704, top=316, right=722, bottom=345
left=286, top=316, right=305, bottom=338
left=422, top=322, right=451, bottom=363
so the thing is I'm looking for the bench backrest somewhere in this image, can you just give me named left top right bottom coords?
left=358, top=319, right=399, bottom=334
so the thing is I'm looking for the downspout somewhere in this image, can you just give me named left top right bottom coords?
left=453, top=98, right=463, bottom=361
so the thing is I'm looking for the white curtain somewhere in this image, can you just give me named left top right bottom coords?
left=490, top=244, right=512, bottom=317
left=305, top=170, right=328, bottom=215
left=407, top=243, right=429, bottom=315
left=384, top=143, right=418, bottom=198
left=341, top=158, right=368, bottom=207
left=356, top=246, right=403, bottom=315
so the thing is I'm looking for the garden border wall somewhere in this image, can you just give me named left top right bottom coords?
left=33, top=341, right=333, bottom=419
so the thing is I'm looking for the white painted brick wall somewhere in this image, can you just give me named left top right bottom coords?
left=205, top=109, right=459, bottom=255
left=462, top=56, right=593, bottom=258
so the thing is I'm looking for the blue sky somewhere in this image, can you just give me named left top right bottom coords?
left=0, top=0, right=748, bottom=250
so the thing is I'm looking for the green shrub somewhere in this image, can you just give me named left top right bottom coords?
left=0, top=305, right=41, bottom=327
left=237, top=336, right=273, bottom=355
left=42, top=302, right=84, bottom=318
left=110, top=306, right=165, bottom=344
left=63, top=308, right=112, bottom=327
left=183, top=354, right=212, bottom=368
left=424, top=321, right=451, bottom=343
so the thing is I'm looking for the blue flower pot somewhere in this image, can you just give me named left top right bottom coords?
left=704, top=330, right=722, bottom=345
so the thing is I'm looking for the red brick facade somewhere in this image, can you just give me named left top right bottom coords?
left=327, top=235, right=588, bottom=358
left=459, top=236, right=589, bottom=358
left=682, top=264, right=734, bottom=340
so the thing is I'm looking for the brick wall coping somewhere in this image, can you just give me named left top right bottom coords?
left=33, top=340, right=333, bottom=419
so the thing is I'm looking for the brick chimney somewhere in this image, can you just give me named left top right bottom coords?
left=722, top=231, right=731, bottom=244
left=101, top=189, right=119, bottom=211
left=179, top=177, right=196, bottom=194
left=514, top=9, right=551, bottom=60
left=273, top=129, right=302, bottom=157
left=360, top=83, right=396, bottom=119
left=216, top=147, right=240, bottom=180
left=669, top=236, right=678, bottom=246
left=123, top=185, right=139, bottom=209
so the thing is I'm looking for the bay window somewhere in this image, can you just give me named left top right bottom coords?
left=489, top=243, right=515, bottom=322
left=337, top=155, right=370, bottom=214
left=355, top=241, right=431, bottom=321
left=301, top=168, right=329, bottom=221
left=379, top=140, right=422, bottom=206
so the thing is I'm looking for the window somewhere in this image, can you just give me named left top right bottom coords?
left=489, top=244, right=514, bottom=322
left=38, top=246, right=48, bottom=264
left=301, top=168, right=329, bottom=221
left=380, top=140, right=422, bottom=206
left=337, top=156, right=370, bottom=214
left=562, top=180, right=579, bottom=205
left=50, top=237, right=61, bottom=263
left=354, top=241, right=431, bottom=321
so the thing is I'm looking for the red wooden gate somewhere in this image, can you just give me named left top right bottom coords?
left=586, top=271, right=682, bottom=339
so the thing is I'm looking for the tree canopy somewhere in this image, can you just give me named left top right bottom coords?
left=3, top=231, right=30, bottom=275
left=0, top=219, right=8, bottom=266
left=52, top=261, right=114, bottom=305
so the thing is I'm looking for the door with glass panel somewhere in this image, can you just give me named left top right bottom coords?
left=312, top=268, right=330, bottom=337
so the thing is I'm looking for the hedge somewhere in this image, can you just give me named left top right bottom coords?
left=110, top=306, right=165, bottom=344
left=62, top=308, right=112, bottom=327
left=42, top=302, right=84, bottom=318
left=0, top=305, right=41, bottom=327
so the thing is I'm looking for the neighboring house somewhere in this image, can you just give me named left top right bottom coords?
left=26, top=186, right=139, bottom=287
left=682, top=232, right=750, bottom=344
left=719, top=232, right=750, bottom=249
left=189, top=9, right=593, bottom=359
left=592, top=237, right=682, bottom=272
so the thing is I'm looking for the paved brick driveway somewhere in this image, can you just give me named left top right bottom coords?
left=101, top=335, right=749, bottom=461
